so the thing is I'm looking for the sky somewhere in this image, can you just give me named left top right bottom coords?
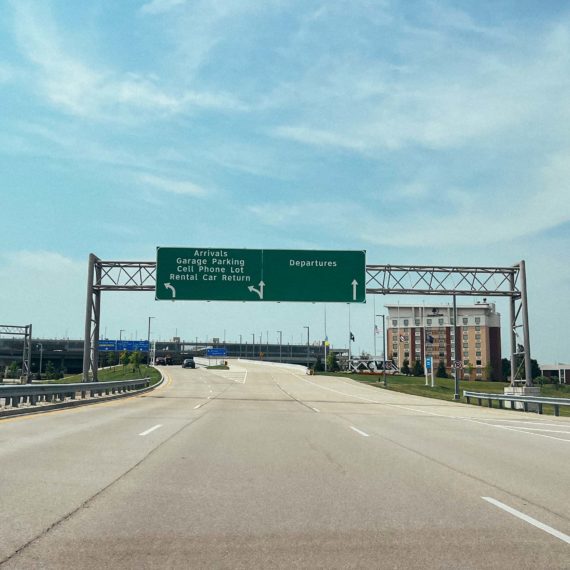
left=0, top=0, right=568, bottom=363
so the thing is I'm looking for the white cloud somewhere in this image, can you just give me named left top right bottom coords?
left=10, top=2, right=245, bottom=119
left=140, top=0, right=187, bottom=15
left=138, top=173, right=208, bottom=196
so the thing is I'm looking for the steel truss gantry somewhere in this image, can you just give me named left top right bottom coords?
left=0, top=324, right=33, bottom=383
left=83, top=254, right=532, bottom=386
left=366, top=262, right=532, bottom=386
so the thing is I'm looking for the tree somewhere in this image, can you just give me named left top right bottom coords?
left=120, top=351, right=130, bottom=369
left=436, top=360, right=448, bottom=378
left=466, top=362, right=474, bottom=379
left=313, top=355, right=324, bottom=372
left=44, top=361, right=56, bottom=380
left=129, top=350, right=141, bottom=372
left=483, top=363, right=494, bottom=381
left=401, top=359, right=411, bottom=376
left=98, top=352, right=107, bottom=369
left=412, top=359, right=424, bottom=377
left=8, top=361, right=19, bottom=379
left=326, top=351, right=339, bottom=372
left=107, top=352, right=115, bottom=368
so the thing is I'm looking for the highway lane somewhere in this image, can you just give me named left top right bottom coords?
left=1, top=361, right=568, bottom=568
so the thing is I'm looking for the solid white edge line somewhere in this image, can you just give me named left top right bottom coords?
left=482, top=497, right=570, bottom=544
left=350, top=426, right=370, bottom=437
left=139, top=424, right=162, bottom=436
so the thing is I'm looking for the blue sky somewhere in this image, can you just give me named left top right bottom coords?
left=0, top=0, right=568, bottom=363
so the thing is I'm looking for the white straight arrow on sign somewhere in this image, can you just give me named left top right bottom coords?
left=351, top=279, right=358, bottom=301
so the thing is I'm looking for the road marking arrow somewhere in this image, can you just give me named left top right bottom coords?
left=248, top=280, right=265, bottom=300
left=164, top=282, right=176, bottom=299
left=351, top=279, right=358, bottom=301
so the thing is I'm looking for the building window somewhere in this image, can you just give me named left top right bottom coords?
left=475, top=334, right=481, bottom=340
left=404, top=352, right=409, bottom=358
left=463, top=359, right=469, bottom=365
left=475, top=317, right=481, bottom=324
left=438, top=318, right=444, bottom=325
left=476, top=343, right=481, bottom=349
left=415, top=331, right=420, bottom=336
left=426, top=319, right=432, bottom=325
left=476, top=360, right=482, bottom=365
left=439, top=351, right=445, bottom=357
left=403, top=328, right=409, bottom=333
left=463, top=343, right=469, bottom=348
left=462, top=317, right=468, bottom=325
left=475, top=326, right=480, bottom=332
left=415, top=319, right=420, bottom=326
left=392, top=352, right=398, bottom=358
left=403, top=319, right=409, bottom=326
left=463, top=334, right=468, bottom=340
left=476, top=351, right=481, bottom=356
left=392, top=320, right=397, bottom=327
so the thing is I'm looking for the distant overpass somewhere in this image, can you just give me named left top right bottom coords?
left=0, top=338, right=347, bottom=376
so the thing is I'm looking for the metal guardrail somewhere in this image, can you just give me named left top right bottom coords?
left=463, top=390, right=570, bottom=416
left=0, top=378, right=151, bottom=409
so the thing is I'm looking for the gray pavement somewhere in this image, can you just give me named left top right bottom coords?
left=1, top=361, right=568, bottom=568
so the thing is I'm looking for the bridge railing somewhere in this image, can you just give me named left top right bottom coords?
left=463, top=390, right=570, bottom=416
left=0, top=378, right=151, bottom=409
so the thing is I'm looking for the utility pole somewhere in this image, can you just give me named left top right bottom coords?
left=147, top=317, right=155, bottom=365
left=37, top=343, right=43, bottom=380
left=252, top=333, right=255, bottom=359
left=239, top=334, right=242, bottom=358
left=303, top=326, right=310, bottom=369
left=277, top=331, right=282, bottom=363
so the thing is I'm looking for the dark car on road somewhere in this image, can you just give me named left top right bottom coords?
left=182, top=358, right=196, bottom=369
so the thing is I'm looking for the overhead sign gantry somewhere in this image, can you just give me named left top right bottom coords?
left=155, top=247, right=366, bottom=303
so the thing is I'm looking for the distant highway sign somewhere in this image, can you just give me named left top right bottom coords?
left=206, top=348, right=227, bottom=357
left=98, top=340, right=149, bottom=352
left=155, top=247, right=366, bottom=303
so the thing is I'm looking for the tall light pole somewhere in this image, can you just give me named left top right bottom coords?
left=303, top=326, right=310, bottom=369
left=119, top=329, right=125, bottom=341
left=376, top=314, right=386, bottom=387
left=277, top=331, right=282, bottom=363
left=252, top=333, right=255, bottom=359
left=147, top=317, right=155, bottom=365
left=37, top=343, right=43, bottom=379
left=239, top=334, right=242, bottom=358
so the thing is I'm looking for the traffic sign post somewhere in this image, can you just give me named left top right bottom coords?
left=155, top=247, right=366, bottom=303
left=98, top=340, right=150, bottom=352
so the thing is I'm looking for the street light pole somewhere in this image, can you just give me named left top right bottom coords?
left=277, top=331, right=282, bottom=362
left=119, top=329, right=125, bottom=341
left=239, top=334, right=242, bottom=358
left=147, top=317, right=155, bottom=365
left=252, top=333, right=255, bottom=359
left=303, top=326, right=310, bottom=370
left=37, top=343, right=43, bottom=380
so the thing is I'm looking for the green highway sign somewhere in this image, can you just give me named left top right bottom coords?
left=155, top=247, right=366, bottom=303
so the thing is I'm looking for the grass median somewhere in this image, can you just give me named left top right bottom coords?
left=315, top=372, right=569, bottom=416
left=46, top=365, right=162, bottom=385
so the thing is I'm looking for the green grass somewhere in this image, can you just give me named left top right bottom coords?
left=315, top=372, right=569, bottom=416
left=48, top=365, right=162, bottom=385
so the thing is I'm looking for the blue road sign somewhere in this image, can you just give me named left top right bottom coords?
left=206, top=348, right=227, bottom=357
left=98, top=340, right=150, bottom=352
left=425, top=356, right=433, bottom=372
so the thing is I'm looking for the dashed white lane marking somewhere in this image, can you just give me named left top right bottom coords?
left=295, top=374, right=570, bottom=443
left=350, top=426, right=370, bottom=437
left=310, top=407, right=320, bottom=413
left=139, top=424, right=162, bottom=436
left=193, top=403, right=204, bottom=409
left=488, top=426, right=570, bottom=435
left=482, top=497, right=570, bottom=544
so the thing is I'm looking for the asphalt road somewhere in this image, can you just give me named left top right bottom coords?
left=1, top=361, right=568, bottom=569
